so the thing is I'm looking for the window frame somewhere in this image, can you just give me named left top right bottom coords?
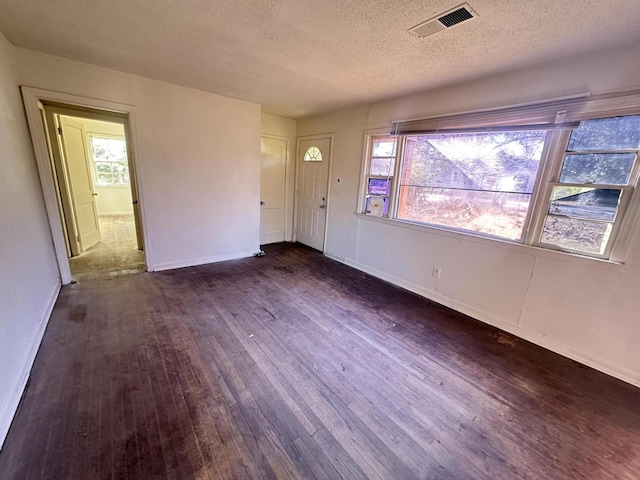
left=361, top=135, right=404, bottom=218
left=530, top=120, right=640, bottom=260
left=89, top=133, right=130, bottom=187
left=358, top=98, right=640, bottom=263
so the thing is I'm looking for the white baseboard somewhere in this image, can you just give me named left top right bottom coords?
left=151, top=249, right=258, bottom=272
left=0, top=280, right=61, bottom=451
left=335, top=256, right=640, bottom=389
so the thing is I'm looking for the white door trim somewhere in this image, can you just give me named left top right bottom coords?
left=260, top=133, right=291, bottom=242
left=294, top=133, right=334, bottom=252
left=21, top=86, right=151, bottom=284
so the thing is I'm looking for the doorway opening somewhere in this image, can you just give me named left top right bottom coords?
left=38, top=102, right=146, bottom=280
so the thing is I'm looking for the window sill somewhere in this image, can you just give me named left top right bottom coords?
left=355, top=212, right=625, bottom=271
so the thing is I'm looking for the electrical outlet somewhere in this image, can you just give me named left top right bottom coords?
left=432, top=267, right=442, bottom=279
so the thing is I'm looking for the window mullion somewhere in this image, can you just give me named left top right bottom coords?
left=526, top=129, right=571, bottom=246
left=388, top=136, right=404, bottom=219
left=358, top=135, right=374, bottom=214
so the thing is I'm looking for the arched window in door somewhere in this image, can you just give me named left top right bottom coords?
left=303, top=146, right=322, bottom=162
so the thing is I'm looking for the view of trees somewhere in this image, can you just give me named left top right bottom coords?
left=367, top=114, right=639, bottom=254
left=91, top=137, right=130, bottom=186
left=397, top=130, right=546, bottom=239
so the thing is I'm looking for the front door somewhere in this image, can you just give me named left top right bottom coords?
left=296, top=137, right=331, bottom=251
left=59, top=116, right=101, bottom=252
left=260, top=136, right=287, bottom=244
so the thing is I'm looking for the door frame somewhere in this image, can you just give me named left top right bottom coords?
left=294, top=133, right=334, bottom=252
left=21, top=86, right=151, bottom=284
left=260, top=134, right=290, bottom=243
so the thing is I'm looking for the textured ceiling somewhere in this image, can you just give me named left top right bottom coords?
left=1, top=0, right=640, bottom=117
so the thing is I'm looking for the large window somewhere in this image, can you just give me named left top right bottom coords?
left=537, top=115, right=640, bottom=256
left=91, top=136, right=130, bottom=186
left=397, top=131, right=546, bottom=240
left=361, top=111, right=640, bottom=260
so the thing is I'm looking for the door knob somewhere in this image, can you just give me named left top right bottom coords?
left=260, top=201, right=265, bottom=205
left=92, top=192, right=98, bottom=196
left=319, top=204, right=326, bottom=209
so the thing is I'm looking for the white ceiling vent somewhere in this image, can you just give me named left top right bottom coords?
left=408, top=3, right=478, bottom=38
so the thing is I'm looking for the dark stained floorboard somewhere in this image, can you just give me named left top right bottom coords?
left=2, top=242, right=640, bottom=479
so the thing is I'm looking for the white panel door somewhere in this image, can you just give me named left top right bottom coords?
left=296, top=137, right=331, bottom=251
left=260, top=137, right=287, bottom=244
left=59, top=116, right=101, bottom=251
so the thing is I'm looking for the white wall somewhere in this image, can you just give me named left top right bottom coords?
left=0, top=32, right=60, bottom=449
left=261, top=112, right=296, bottom=241
left=297, top=43, right=640, bottom=387
left=73, top=118, right=133, bottom=215
left=17, top=48, right=262, bottom=271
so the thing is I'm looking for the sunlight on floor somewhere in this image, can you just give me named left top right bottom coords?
left=69, top=214, right=145, bottom=280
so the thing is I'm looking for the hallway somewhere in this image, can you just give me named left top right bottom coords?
left=69, top=214, right=145, bottom=280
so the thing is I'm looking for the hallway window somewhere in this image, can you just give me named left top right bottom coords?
left=90, top=136, right=130, bottom=186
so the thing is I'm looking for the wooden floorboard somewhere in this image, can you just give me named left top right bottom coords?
left=2, top=242, right=640, bottom=479
left=69, top=214, right=146, bottom=280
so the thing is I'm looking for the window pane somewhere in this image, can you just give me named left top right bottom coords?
left=92, top=138, right=111, bottom=161
left=559, top=153, right=635, bottom=185
left=95, top=162, right=114, bottom=185
left=568, top=115, right=640, bottom=151
left=372, top=138, right=396, bottom=157
left=365, top=196, right=389, bottom=216
left=402, top=131, right=545, bottom=193
left=396, top=130, right=546, bottom=240
left=370, top=156, right=395, bottom=176
left=303, top=146, right=322, bottom=162
left=540, top=216, right=611, bottom=255
left=397, top=187, right=531, bottom=240
left=113, top=163, right=130, bottom=186
left=367, top=178, right=391, bottom=195
left=549, top=187, right=620, bottom=221
left=92, top=137, right=127, bottom=162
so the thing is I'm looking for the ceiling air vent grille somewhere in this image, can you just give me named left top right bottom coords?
left=408, top=3, right=477, bottom=38
left=438, top=6, right=474, bottom=27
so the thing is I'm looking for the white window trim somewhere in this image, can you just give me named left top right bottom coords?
left=89, top=133, right=130, bottom=187
left=358, top=91, right=640, bottom=265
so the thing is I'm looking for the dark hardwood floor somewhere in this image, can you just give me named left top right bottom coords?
left=1, top=242, right=639, bottom=479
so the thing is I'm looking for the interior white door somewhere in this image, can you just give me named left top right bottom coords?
left=59, top=116, right=101, bottom=251
left=296, top=137, right=331, bottom=251
left=260, top=136, right=287, bottom=244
